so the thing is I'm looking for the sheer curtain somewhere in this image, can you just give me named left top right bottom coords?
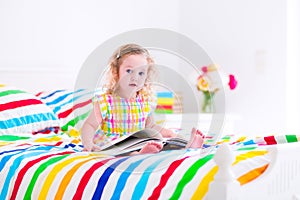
left=286, top=0, right=300, bottom=133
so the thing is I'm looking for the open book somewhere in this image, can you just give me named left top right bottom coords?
left=99, top=129, right=188, bottom=156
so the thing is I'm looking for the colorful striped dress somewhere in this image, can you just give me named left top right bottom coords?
left=93, top=93, right=155, bottom=147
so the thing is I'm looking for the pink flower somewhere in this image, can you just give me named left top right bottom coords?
left=201, top=66, right=208, bottom=73
left=228, top=74, right=237, bottom=90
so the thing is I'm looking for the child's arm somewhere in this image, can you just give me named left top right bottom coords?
left=145, top=115, right=177, bottom=138
left=81, top=103, right=103, bottom=151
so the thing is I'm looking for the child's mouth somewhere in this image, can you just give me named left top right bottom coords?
left=129, top=83, right=137, bottom=87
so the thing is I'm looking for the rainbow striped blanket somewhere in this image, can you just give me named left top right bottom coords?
left=0, top=133, right=298, bottom=199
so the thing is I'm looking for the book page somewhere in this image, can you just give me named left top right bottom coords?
left=133, top=128, right=163, bottom=140
left=99, top=133, right=134, bottom=150
left=100, top=136, right=160, bottom=156
left=99, top=129, right=162, bottom=151
left=98, top=129, right=188, bottom=155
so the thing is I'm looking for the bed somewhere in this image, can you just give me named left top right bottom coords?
left=1, top=84, right=300, bottom=200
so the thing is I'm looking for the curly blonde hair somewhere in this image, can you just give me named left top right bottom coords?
left=104, top=43, right=157, bottom=98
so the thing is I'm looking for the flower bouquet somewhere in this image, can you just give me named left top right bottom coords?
left=197, top=64, right=237, bottom=113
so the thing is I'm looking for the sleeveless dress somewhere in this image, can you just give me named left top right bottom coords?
left=93, top=93, right=155, bottom=148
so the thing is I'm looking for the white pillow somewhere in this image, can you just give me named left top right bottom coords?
left=37, top=89, right=95, bottom=132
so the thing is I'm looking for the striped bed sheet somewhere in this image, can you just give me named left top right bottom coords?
left=0, top=133, right=286, bottom=200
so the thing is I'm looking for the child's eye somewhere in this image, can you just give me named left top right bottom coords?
left=138, top=71, right=145, bottom=76
left=126, top=69, right=133, bottom=74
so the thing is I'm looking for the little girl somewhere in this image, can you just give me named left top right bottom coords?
left=81, top=43, right=205, bottom=154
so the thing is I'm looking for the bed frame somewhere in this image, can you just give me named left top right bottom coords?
left=206, top=142, right=300, bottom=200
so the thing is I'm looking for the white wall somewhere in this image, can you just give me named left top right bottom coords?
left=178, top=0, right=289, bottom=135
left=0, top=0, right=299, bottom=136
left=0, top=0, right=180, bottom=90
left=286, top=0, right=300, bottom=133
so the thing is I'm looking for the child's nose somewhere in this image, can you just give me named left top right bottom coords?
left=131, top=72, right=138, bottom=81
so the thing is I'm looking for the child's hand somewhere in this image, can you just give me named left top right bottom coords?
left=82, top=143, right=102, bottom=152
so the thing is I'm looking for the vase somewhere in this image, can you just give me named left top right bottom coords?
left=202, top=91, right=215, bottom=113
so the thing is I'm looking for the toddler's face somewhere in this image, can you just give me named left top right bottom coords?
left=117, top=54, right=148, bottom=98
